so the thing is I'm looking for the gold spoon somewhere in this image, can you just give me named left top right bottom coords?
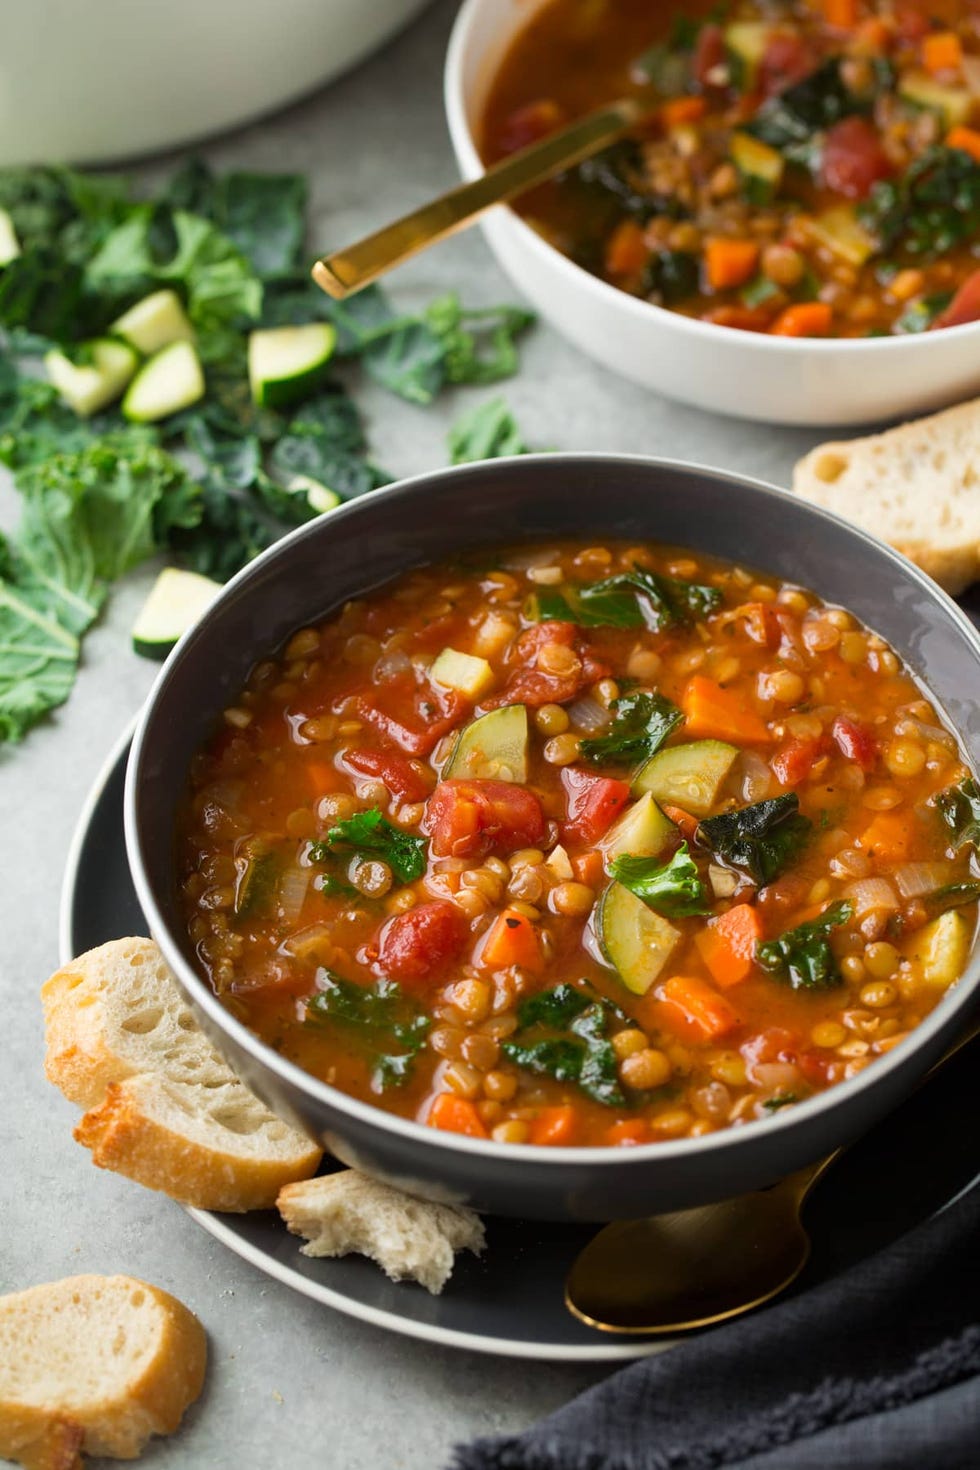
left=312, top=88, right=659, bottom=299
left=566, top=1018, right=980, bottom=1336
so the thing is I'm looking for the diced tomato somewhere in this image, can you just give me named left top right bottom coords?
left=894, top=3, right=930, bottom=42
left=771, top=736, right=827, bottom=788
left=759, top=32, right=818, bottom=95
left=701, top=304, right=774, bottom=332
left=486, top=620, right=608, bottom=708
left=831, top=714, right=877, bottom=772
left=496, top=98, right=566, bottom=155
left=742, top=1027, right=801, bottom=1069
left=694, top=22, right=726, bottom=87
left=356, top=671, right=467, bottom=757
left=798, top=1050, right=834, bottom=1087
left=560, top=767, right=631, bottom=846
left=345, top=749, right=433, bottom=803
left=821, top=117, right=892, bottom=200
left=425, top=779, right=546, bottom=860
left=932, top=269, right=980, bottom=329
left=376, top=902, right=467, bottom=990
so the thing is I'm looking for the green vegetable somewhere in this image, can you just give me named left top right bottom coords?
left=579, top=691, right=683, bottom=766
left=923, top=882, right=980, bottom=918
left=426, top=294, right=535, bottom=386
left=110, top=289, right=195, bottom=355
left=761, top=1093, right=800, bottom=1112
left=936, top=777, right=980, bottom=851
left=632, top=739, right=738, bottom=816
left=443, top=704, right=529, bottom=783
left=45, top=338, right=138, bottom=417
left=131, top=566, right=222, bottom=660
left=309, top=807, right=427, bottom=884
left=756, top=900, right=853, bottom=991
left=746, top=58, right=873, bottom=166
left=165, top=159, right=308, bottom=277
left=608, top=842, right=710, bottom=918
left=894, top=291, right=954, bottom=333
left=526, top=566, right=720, bottom=632
left=448, top=396, right=532, bottom=463
left=645, top=251, right=700, bottom=305
left=247, top=322, right=337, bottom=408
left=123, top=341, right=206, bottom=423
left=697, top=794, right=812, bottom=886
left=306, top=973, right=430, bottom=1092
left=596, top=881, right=681, bottom=995
left=501, top=982, right=627, bottom=1107
left=861, top=145, right=980, bottom=257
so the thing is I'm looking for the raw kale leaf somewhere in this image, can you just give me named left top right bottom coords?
left=935, top=777, right=980, bottom=852
left=306, top=973, right=430, bottom=1092
left=502, top=982, right=627, bottom=1107
left=756, top=900, right=852, bottom=991
left=697, top=794, right=812, bottom=886
left=608, top=843, right=710, bottom=918
left=165, top=159, right=308, bottom=277
left=579, top=691, right=683, bottom=766
left=310, top=807, right=428, bottom=884
left=425, top=293, right=535, bottom=386
left=861, top=146, right=980, bottom=257
left=448, top=397, right=532, bottom=463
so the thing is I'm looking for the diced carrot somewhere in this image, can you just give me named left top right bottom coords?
left=573, top=850, right=606, bottom=889
left=606, top=1119, right=651, bottom=1147
left=658, top=975, right=739, bottom=1042
left=604, top=219, right=648, bottom=277
left=770, top=301, right=834, bottom=337
left=823, top=0, right=858, bottom=29
left=661, top=95, right=708, bottom=128
left=427, top=1093, right=489, bottom=1139
left=681, top=675, right=771, bottom=744
left=854, top=16, right=891, bottom=53
left=858, top=809, right=916, bottom=863
left=702, top=304, right=774, bottom=333
left=662, top=804, right=699, bottom=841
left=695, top=904, right=764, bottom=988
left=479, top=907, right=544, bottom=972
left=923, top=30, right=962, bottom=75
left=305, top=760, right=339, bottom=797
left=704, top=237, right=761, bottom=291
left=947, top=125, right=980, bottom=163
left=529, top=1105, right=578, bottom=1146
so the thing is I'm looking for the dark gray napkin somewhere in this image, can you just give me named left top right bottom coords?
left=450, top=1181, right=980, bottom=1470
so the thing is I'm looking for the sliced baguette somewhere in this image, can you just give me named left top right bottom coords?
left=277, top=1171, right=485, bottom=1295
left=0, top=1274, right=206, bottom=1468
left=43, top=938, right=321, bottom=1211
left=791, top=397, right=980, bottom=594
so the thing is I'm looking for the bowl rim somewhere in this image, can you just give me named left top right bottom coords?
left=126, top=450, right=980, bottom=1168
left=443, top=0, right=980, bottom=358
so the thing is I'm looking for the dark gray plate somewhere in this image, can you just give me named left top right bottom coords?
left=60, top=724, right=980, bottom=1359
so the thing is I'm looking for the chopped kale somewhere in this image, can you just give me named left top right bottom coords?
left=861, top=145, right=980, bottom=257
left=447, top=396, right=533, bottom=464
left=923, top=881, right=980, bottom=917
left=696, top=794, right=812, bottom=886
left=579, top=691, right=683, bottom=766
left=306, top=973, right=430, bottom=1093
left=756, top=901, right=853, bottom=991
left=935, top=777, right=980, bottom=853
left=762, top=1093, right=800, bottom=1112
left=894, top=291, right=954, bottom=334
left=309, top=807, right=427, bottom=884
left=502, top=982, right=628, bottom=1107
left=608, top=843, right=711, bottom=918
left=644, top=250, right=700, bottom=304
left=746, top=58, right=871, bottom=167
left=525, top=566, right=720, bottom=633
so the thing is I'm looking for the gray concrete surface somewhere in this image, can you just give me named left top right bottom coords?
left=1, top=3, right=826, bottom=1465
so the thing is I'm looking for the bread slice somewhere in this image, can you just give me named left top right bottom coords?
left=0, top=1274, right=206, bottom=1468
left=791, top=397, right=980, bottom=594
left=277, top=1171, right=486, bottom=1295
left=43, top=938, right=321, bottom=1211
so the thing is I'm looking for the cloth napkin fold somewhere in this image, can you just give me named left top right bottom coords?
left=451, top=1181, right=980, bottom=1470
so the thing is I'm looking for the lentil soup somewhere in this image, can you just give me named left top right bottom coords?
left=177, top=539, right=979, bottom=1148
left=480, top=0, right=980, bottom=338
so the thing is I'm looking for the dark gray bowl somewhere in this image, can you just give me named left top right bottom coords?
left=125, top=454, right=980, bottom=1222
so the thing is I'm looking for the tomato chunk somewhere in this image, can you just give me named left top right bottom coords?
left=771, top=736, right=827, bottom=788
left=356, top=671, right=467, bottom=757
left=425, top=779, right=546, bottom=859
left=486, top=621, right=608, bottom=708
left=345, top=749, right=433, bottom=803
left=561, top=767, right=631, bottom=846
left=933, top=269, right=980, bottom=330
left=832, top=715, right=877, bottom=772
left=760, top=32, right=818, bottom=95
left=496, top=98, right=566, bottom=155
left=376, top=901, right=466, bottom=990
left=694, top=23, right=725, bottom=88
left=821, top=117, right=892, bottom=200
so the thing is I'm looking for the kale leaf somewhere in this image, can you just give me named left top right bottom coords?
left=165, top=159, right=308, bottom=278
left=861, top=146, right=980, bottom=257
left=448, top=397, right=532, bottom=463
left=923, top=882, right=980, bottom=918
left=608, top=843, right=710, bottom=918
left=525, top=566, right=720, bottom=632
left=306, top=973, right=430, bottom=1092
left=579, top=691, right=683, bottom=766
left=426, top=294, right=535, bottom=386
left=502, top=982, right=627, bottom=1107
left=310, top=807, right=427, bottom=884
left=935, top=776, right=980, bottom=852
left=697, top=794, right=812, bottom=886
left=746, top=59, right=869, bottom=165
left=756, top=900, right=853, bottom=991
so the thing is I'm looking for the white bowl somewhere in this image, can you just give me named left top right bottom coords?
left=3, top=0, right=432, bottom=167
left=445, top=0, right=980, bottom=426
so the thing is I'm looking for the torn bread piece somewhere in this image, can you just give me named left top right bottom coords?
left=0, top=1274, right=206, bottom=1469
left=277, top=1171, right=486, bottom=1295
left=43, top=937, right=321, bottom=1210
left=791, top=397, right=980, bottom=594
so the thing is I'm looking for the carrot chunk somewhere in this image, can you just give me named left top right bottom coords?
left=479, top=907, right=544, bottom=972
left=854, top=16, right=891, bottom=53
left=770, top=302, right=834, bottom=337
left=662, top=804, right=699, bottom=841
left=858, top=809, right=916, bottom=863
left=695, top=904, right=764, bottom=988
left=573, top=850, right=606, bottom=889
left=659, top=975, right=739, bottom=1042
left=529, top=1105, right=578, bottom=1146
left=681, top=674, right=771, bottom=744
left=604, top=219, right=648, bottom=277
left=946, top=125, right=980, bottom=163
left=823, top=0, right=858, bottom=28
left=923, top=31, right=962, bottom=74
left=427, top=1093, right=489, bottom=1139
left=606, top=1119, right=651, bottom=1147
left=661, top=96, right=708, bottom=129
left=704, top=238, right=760, bottom=291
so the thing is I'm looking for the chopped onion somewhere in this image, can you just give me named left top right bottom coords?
left=895, top=715, right=956, bottom=749
left=735, top=750, right=777, bottom=804
left=545, top=844, right=574, bottom=881
left=567, top=696, right=610, bottom=734
left=277, top=865, right=310, bottom=925
left=709, top=864, right=739, bottom=898
left=894, top=862, right=954, bottom=900
left=843, top=877, right=899, bottom=917
left=373, top=648, right=412, bottom=683
left=281, top=921, right=333, bottom=960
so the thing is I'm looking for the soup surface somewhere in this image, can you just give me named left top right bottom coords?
left=481, top=0, right=980, bottom=337
left=177, top=538, right=979, bottom=1148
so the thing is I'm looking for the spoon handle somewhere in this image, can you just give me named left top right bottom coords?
left=311, top=94, right=651, bottom=299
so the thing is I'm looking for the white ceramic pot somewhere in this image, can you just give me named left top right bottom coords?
left=3, top=0, right=433, bottom=166
left=444, top=0, right=980, bottom=426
